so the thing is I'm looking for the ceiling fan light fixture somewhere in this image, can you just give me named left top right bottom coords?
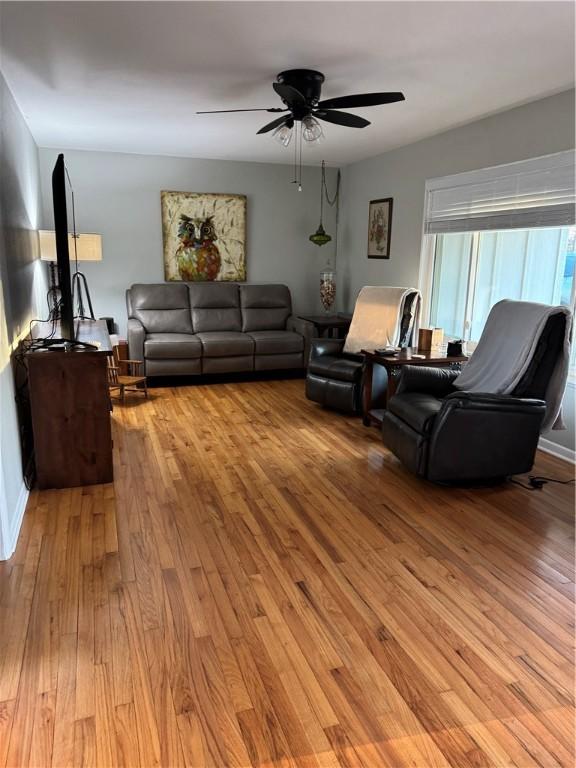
left=272, top=123, right=292, bottom=147
left=302, top=115, right=324, bottom=143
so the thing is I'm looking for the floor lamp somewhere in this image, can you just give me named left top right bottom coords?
left=40, top=230, right=102, bottom=320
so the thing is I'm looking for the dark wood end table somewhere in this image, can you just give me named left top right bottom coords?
left=361, top=347, right=468, bottom=427
left=298, top=314, right=352, bottom=339
left=26, top=319, right=114, bottom=488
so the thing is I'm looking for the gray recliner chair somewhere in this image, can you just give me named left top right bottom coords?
left=382, top=309, right=569, bottom=484
left=305, top=290, right=420, bottom=414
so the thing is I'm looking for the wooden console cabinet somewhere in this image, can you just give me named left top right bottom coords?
left=27, top=320, right=113, bottom=489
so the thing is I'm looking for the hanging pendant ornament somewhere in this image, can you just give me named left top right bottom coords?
left=309, top=222, right=331, bottom=246
left=309, top=160, right=333, bottom=246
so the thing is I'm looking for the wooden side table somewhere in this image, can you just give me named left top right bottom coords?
left=361, top=347, right=468, bottom=427
left=297, top=314, right=352, bottom=339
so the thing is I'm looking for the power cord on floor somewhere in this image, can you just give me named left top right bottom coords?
left=510, top=474, right=575, bottom=491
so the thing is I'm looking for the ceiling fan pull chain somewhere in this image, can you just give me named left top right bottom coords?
left=298, top=124, right=303, bottom=191
left=319, top=161, right=325, bottom=225
left=322, top=163, right=340, bottom=208
left=291, top=121, right=298, bottom=185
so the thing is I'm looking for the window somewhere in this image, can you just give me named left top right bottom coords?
left=420, top=151, right=576, bottom=359
left=428, top=226, right=575, bottom=342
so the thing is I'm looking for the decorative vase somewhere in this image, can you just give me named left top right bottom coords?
left=320, top=271, right=336, bottom=313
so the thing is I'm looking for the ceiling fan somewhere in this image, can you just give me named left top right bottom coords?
left=197, top=69, right=405, bottom=145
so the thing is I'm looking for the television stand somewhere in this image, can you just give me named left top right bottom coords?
left=26, top=319, right=114, bottom=489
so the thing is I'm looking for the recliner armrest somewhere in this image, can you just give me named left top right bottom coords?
left=127, top=318, right=145, bottom=363
left=309, top=337, right=346, bottom=363
left=426, top=390, right=547, bottom=482
left=396, top=365, right=459, bottom=397
left=443, top=391, right=546, bottom=413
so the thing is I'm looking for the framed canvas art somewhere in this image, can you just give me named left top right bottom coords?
left=161, top=191, right=246, bottom=281
left=367, top=197, right=393, bottom=259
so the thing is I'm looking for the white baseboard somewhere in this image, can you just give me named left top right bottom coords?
left=538, top=437, right=576, bottom=464
left=0, top=481, right=29, bottom=561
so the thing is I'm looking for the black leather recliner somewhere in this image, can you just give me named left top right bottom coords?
left=306, top=291, right=419, bottom=414
left=381, top=312, right=567, bottom=483
left=306, top=337, right=380, bottom=413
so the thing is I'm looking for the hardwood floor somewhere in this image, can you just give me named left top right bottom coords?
left=1, top=378, right=574, bottom=767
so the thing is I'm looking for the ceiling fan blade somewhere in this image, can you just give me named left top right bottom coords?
left=317, top=92, right=405, bottom=110
left=256, top=114, right=294, bottom=135
left=197, top=107, right=286, bottom=114
left=314, top=110, right=370, bottom=128
left=273, top=82, right=306, bottom=105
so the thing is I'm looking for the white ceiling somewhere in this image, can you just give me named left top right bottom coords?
left=1, top=1, right=574, bottom=166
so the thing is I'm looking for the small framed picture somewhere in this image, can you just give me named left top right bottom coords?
left=367, top=197, right=393, bottom=259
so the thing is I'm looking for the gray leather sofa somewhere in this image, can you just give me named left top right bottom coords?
left=126, top=283, right=313, bottom=377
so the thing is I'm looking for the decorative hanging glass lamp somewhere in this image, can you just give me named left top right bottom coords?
left=309, top=160, right=332, bottom=246
left=309, top=223, right=332, bottom=247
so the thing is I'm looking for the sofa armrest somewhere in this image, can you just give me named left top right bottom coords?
left=286, top=315, right=316, bottom=366
left=127, top=318, right=145, bottom=363
left=396, top=365, right=459, bottom=397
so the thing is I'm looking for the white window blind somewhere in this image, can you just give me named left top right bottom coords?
left=424, top=151, right=576, bottom=234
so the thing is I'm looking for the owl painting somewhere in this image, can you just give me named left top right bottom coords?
left=161, top=191, right=246, bottom=282
left=176, top=215, right=221, bottom=281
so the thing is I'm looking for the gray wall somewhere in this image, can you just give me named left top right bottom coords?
left=338, top=89, right=575, bottom=304
left=338, top=89, right=576, bottom=456
left=0, top=73, right=45, bottom=559
left=38, top=149, right=339, bottom=336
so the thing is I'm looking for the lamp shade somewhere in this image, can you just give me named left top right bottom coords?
left=39, top=230, right=102, bottom=262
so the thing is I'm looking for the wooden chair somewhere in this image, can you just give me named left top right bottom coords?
left=107, top=346, right=147, bottom=402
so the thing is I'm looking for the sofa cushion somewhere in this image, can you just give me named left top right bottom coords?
left=255, top=353, right=303, bottom=371
left=197, top=331, right=254, bottom=358
left=144, top=333, right=202, bottom=360
left=387, top=392, right=443, bottom=435
left=308, top=355, right=363, bottom=383
left=188, top=283, right=241, bottom=332
left=247, top=330, right=303, bottom=355
left=239, top=284, right=292, bottom=332
left=202, top=356, right=254, bottom=374
left=146, top=358, right=202, bottom=376
left=130, top=283, right=193, bottom=334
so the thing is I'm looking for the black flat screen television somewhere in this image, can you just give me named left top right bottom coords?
left=52, top=153, right=74, bottom=340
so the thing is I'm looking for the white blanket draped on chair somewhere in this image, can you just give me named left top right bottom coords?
left=343, top=286, right=421, bottom=355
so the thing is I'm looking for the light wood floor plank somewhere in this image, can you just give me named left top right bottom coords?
left=1, top=378, right=573, bottom=767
